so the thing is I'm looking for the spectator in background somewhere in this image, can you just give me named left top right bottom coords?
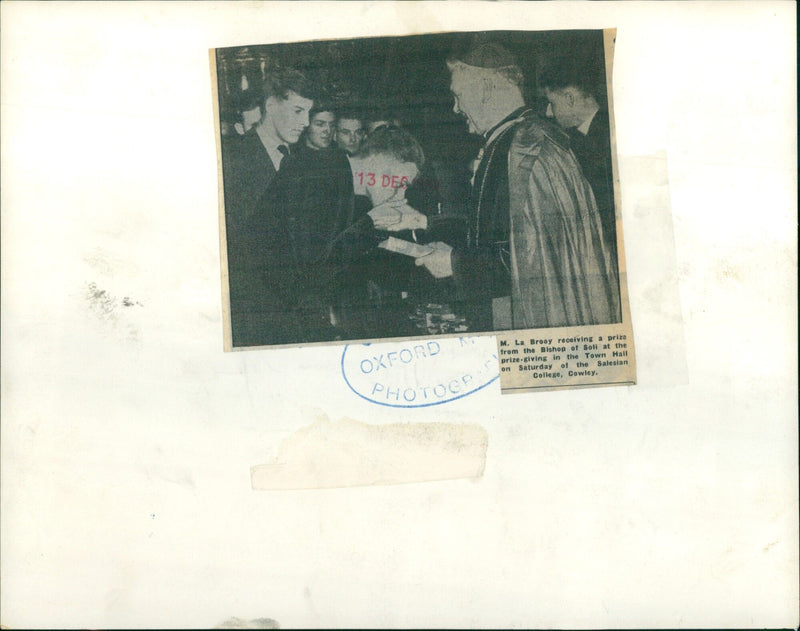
left=335, top=111, right=366, bottom=156
left=252, top=102, right=355, bottom=342
left=303, top=105, right=337, bottom=151
left=221, top=67, right=314, bottom=232
left=234, top=97, right=263, bottom=137
left=220, top=64, right=263, bottom=137
left=220, top=66, right=315, bottom=347
left=541, top=56, right=617, bottom=257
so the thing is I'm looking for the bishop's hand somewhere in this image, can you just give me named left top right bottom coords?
left=415, top=241, right=454, bottom=278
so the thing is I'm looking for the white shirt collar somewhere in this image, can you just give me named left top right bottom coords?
left=264, top=144, right=287, bottom=171
left=255, top=124, right=287, bottom=171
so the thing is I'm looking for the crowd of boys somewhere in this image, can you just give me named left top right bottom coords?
left=220, top=43, right=620, bottom=347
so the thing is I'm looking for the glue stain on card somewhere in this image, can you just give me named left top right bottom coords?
left=85, top=281, right=143, bottom=341
left=341, top=336, right=499, bottom=407
left=251, top=416, right=488, bottom=490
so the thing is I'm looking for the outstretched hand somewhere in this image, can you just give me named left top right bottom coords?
left=367, top=198, right=406, bottom=229
left=384, top=204, right=428, bottom=232
left=415, top=241, right=454, bottom=278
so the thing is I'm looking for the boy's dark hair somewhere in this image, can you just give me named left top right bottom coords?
left=336, top=109, right=364, bottom=124
left=358, top=125, right=424, bottom=168
left=309, top=100, right=336, bottom=120
left=262, top=67, right=316, bottom=104
left=540, top=55, right=603, bottom=102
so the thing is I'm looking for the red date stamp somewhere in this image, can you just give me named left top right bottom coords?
left=353, top=172, right=440, bottom=191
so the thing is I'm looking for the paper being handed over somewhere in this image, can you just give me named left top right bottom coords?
left=378, top=236, right=434, bottom=258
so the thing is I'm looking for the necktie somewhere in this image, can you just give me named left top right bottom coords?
left=275, top=144, right=289, bottom=170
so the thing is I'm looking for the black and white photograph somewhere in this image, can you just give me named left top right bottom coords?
left=214, top=30, right=627, bottom=349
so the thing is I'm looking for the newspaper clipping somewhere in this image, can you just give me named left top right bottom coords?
left=212, top=28, right=636, bottom=394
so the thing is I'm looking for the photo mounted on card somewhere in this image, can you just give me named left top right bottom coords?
left=211, top=29, right=636, bottom=394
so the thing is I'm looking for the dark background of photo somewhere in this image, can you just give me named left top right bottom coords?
left=215, top=30, right=608, bottom=165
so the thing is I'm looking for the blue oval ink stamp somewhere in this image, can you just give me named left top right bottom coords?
left=341, top=336, right=499, bottom=408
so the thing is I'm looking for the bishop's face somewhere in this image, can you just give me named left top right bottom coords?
left=449, top=67, right=489, bottom=135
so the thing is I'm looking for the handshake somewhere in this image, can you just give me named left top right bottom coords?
left=367, top=198, right=428, bottom=232
left=368, top=198, right=453, bottom=279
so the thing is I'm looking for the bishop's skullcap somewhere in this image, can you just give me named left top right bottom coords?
left=452, top=41, right=519, bottom=69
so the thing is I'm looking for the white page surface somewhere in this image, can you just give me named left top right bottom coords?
left=1, top=2, right=797, bottom=628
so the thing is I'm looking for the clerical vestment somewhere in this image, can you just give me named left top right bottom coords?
left=454, top=109, right=621, bottom=330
